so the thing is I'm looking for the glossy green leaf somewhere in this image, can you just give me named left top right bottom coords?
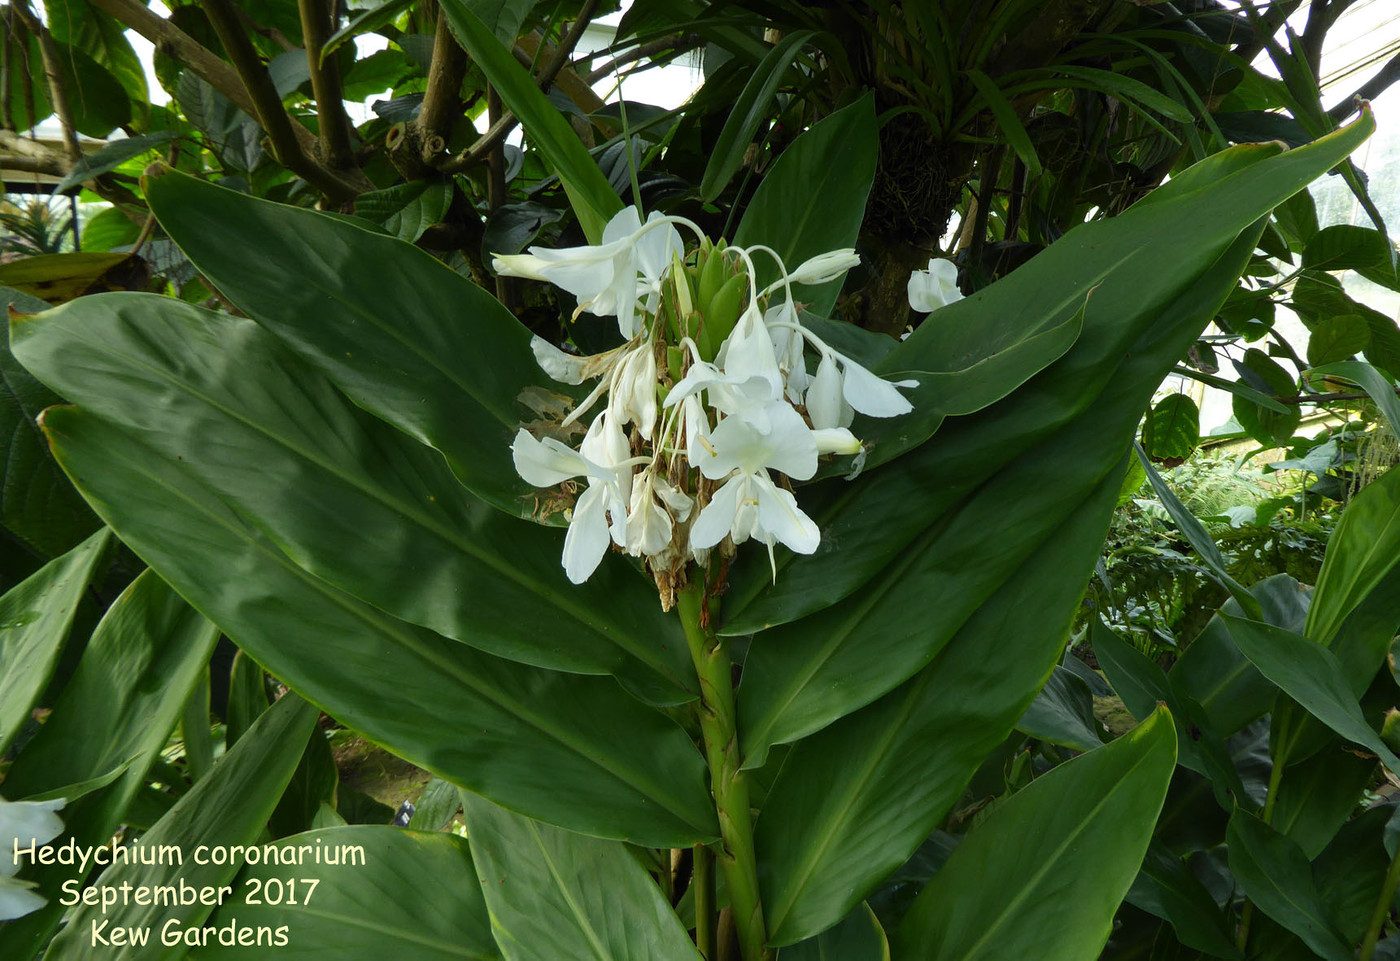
left=893, top=709, right=1177, bottom=960
left=701, top=31, right=814, bottom=201
left=1014, top=665, right=1102, bottom=752
left=1233, top=348, right=1300, bottom=446
left=182, top=667, right=214, bottom=782
left=1171, top=574, right=1309, bottom=736
left=144, top=172, right=560, bottom=518
left=321, top=0, right=417, bottom=60
left=53, top=132, right=175, bottom=194
left=461, top=793, right=701, bottom=960
left=0, top=527, right=109, bottom=756
left=1270, top=742, right=1376, bottom=858
left=1303, top=223, right=1399, bottom=289
left=1305, top=458, right=1400, bottom=651
left=1226, top=810, right=1353, bottom=961
left=1125, top=841, right=1240, bottom=959
left=354, top=180, right=453, bottom=243
left=12, top=293, right=694, bottom=703
left=41, top=693, right=318, bottom=960
left=50, top=43, right=131, bottom=137
left=268, top=727, right=338, bottom=839
left=1224, top=615, right=1400, bottom=772
left=1307, top=360, right=1400, bottom=439
left=408, top=777, right=460, bottom=832
left=732, top=93, right=876, bottom=318
left=189, top=826, right=499, bottom=960
left=45, top=0, right=149, bottom=105
left=1306, top=314, right=1370, bottom=366
left=1142, top=393, right=1199, bottom=462
left=438, top=0, right=621, bottom=242
left=779, top=903, right=889, bottom=961
left=1045, top=65, right=1195, bottom=123
left=754, top=462, right=1125, bottom=944
left=0, top=252, right=132, bottom=305
left=726, top=115, right=1373, bottom=638
left=0, top=571, right=219, bottom=957
left=37, top=408, right=716, bottom=846
left=225, top=650, right=268, bottom=749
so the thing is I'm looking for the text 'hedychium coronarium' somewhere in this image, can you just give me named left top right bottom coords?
left=496, top=206, right=951, bottom=607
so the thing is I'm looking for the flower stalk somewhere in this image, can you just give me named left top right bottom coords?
left=678, top=579, right=770, bottom=961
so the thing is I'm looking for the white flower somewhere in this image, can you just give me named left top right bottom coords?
left=493, top=207, right=682, bottom=339
left=608, top=344, right=658, bottom=436
left=690, top=401, right=821, bottom=573
left=804, top=350, right=918, bottom=429
left=1, top=796, right=65, bottom=922
left=788, top=248, right=860, bottom=286
left=626, top=468, right=691, bottom=557
left=765, top=302, right=810, bottom=402
left=511, top=416, right=633, bottom=584
left=908, top=258, right=963, bottom=312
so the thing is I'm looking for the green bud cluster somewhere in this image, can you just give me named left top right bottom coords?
left=660, top=239, right=749, bottom=365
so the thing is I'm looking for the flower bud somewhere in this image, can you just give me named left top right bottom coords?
left=789, top=249, right=860, bottom=286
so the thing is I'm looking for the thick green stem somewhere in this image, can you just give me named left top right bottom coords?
left=678, top=581, right=771, bottom=961
left=1360, top=848, right=1400, bottom=960
left=695, top=843, right=716, bottom=959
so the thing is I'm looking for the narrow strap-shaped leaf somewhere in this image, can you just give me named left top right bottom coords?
left=893, top=709, right=1177, bottom=960
left=1227, top=810, right=1354, bottom=961
left=965, top=69, right=1042, bottom=178
left=461, top=793, right=701, bottom=961
left=39, top=407, right=717, bottom=846
left=1306, top=360, right=1400, bottom=440
left=700, top=30, right=815, bottom=201
left=1136, top=443, right=1264, bottom=621
left=0, top=527, right=109, bottom=757
left=437, top=0, right=621, bottom=242
left=1224, top=615, right=1400, bottom=773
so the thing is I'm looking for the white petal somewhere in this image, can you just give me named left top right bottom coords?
left=812, top=427, right=862, bottom=455
left=839, top=358, right=916, bottom=418
left=805, top=351, right=853, bottom=429
left=1, top=797, right=65, bottom=880
left=690, top=473, right=745, bottom=550
left=530, top=336, right=588, bottom=385
left=601, top=205, right=644, bottom=245
left=635, top=212, right=684, bottom=283
left=907, top=258, right=963, bottom=312
left=562, top=485, right=612, bottom=583
left=511, top=429, right=588, bottom=487
left=720, top=305, right=783, bottom=401
left=492, top=252, right=552, bottom=282
left=788, top=249, right=860, bottom=286
left=703, top=403, right=817, bottom=480
left=753, top=474, right=821, bottom=555
left=0, top=880, right=48, bottom=921
left=626, top=482, right=673, bottom=556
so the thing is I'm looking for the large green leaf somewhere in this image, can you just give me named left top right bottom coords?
left=460, top=793, right=701, bottom=960
left=143, top=171, right=558, bottom=520
left=725, top=116, right=1373, bottom=637
left=37, top=408, right=716, bottom=846
left=753, top=460, right=1125, bottom=945
left=1305, top=460, right=1400, bottom=658
left=1227, top=810, right=1354, bottom=961
left=190, top=826, right=499, bottom=960
left=11, top=294, right=695, bottom=703
left=1270, top=742, right=1376, bottom=859
left=1224, top=615, right=1400, bottom=772
left=0, top=571, right=219, bottom=957
left=42, top=693, right=319, bottom=960
left=735, top=227, right=1263, bottom=770
left=1125, top=840, right=1241, bottom=959
left=1307, top=361, right=1400, bottom=445
left=732, top=94, right=877, bottom=318
left=437, top=0, right=621, bottom=242
left=44, top=0, right=148, bottom=105
left=893, top=709, right=1177, bottom=960
left=0, top=527, right=109, bottom=757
